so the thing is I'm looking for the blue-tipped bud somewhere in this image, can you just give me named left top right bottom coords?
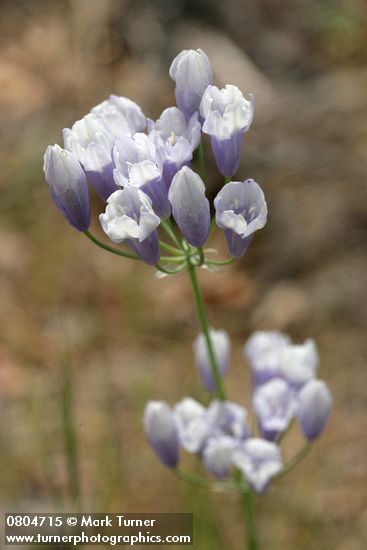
left=193, top=329, right=231, bottom=392
left=144, top=401, right=179, bottom=468
left=169, top=49, right=213, bottom=119
left=298, top=380, right=332, bottom=440
left=43, top=144, right=90, bottom=231
left=214, top=179, right=267, bottom=258
left=168, top=166, right=210, bottom=247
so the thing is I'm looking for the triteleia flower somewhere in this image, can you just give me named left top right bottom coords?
left=148, top=107, right=201, bottom=152
left=43, top=144, right=90, bottom=231
left=253, top=378, right=296, bottom=441
left=113, top=133, right=170, bottom=218
left=214, top=179, right=267, bottom=258
left=150, top=131, right=193, bottom=192
left=99, top=187, right=160, bottom=265
left=168, top=166, right=210, bottom=247
left=63, top=96, right=145, bottom=201
left=244, top=331, right=292, bottom=385
left=297, top=380, right=332, bottom=440
left=200, top=84, right=254, bottom=177
left=63, top=113, right=119, bottom=201
left=144, top=401, right=179, bottom=467
left=173, top=398, right=211, bottom=454
left=279, top=339, right=319, bottom=388
left=193, top=329, right=231, bottom=392
left=232, top=438, right=283, bottom=494
left=91, top=94, right=146, bottom=135
left=203, top=435, right=239, bottom=479
left=169, top=49, right=213, bottom=120
left=148, top=108, right=201, bottom=189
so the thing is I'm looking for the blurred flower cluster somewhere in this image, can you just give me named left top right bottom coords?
left=144, top=330, right=332, bottom=494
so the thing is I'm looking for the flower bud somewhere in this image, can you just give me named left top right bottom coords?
left=99, top=187, right=160, bottom=265
left=193, top=329, right=230, bottom=392
left=169, top=49, right=213, bottom=119
left=298, top=380, right=332, bottom=440
left=144, top=401, right=179, bottom=467
left=214, top=179, right=267, bottom=258
left=232, top=438, right=283, bottom=494
left=43, top=144, right=90, bottom=231
left=200, top=85, right=254, bottom=177
left=168, top=166, right=210, bottom=247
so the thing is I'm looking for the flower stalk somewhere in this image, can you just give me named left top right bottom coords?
left=187, top=263, right=226, bottom=401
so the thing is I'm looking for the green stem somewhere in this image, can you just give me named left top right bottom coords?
left=161, top=219, right=183, bottom=250
left=276, top=442, right=313, bottom=480
left=159, top=240, right=183, bottom=255
left=60, top=359, right=81, bottom=510
left=197, top=246, right=205, bottom=266
left=224, top=177, right=231, bottom=184
left=242, top=489, right=257, bottom=550
left=209, top=217, right=216, bottom=238
left=174, top=468, right=213, bottom=490
left=84, top=230, right=139, bottom=260
left=156, top=263, right=187, bottom=275
left=187, top=264, right=226, bottom=400
left=174, top=469, right=244, bottom=493
left=206, top=258, right=235, bottom=266
left=160, top=255, right=187, bottom=263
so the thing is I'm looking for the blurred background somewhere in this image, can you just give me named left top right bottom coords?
left=0, top=0, right=366, bottom=548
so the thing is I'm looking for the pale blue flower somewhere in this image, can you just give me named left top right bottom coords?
left=200, top=84, right=254, bottom=177
left=214, top=179, right=267, bottom=258
left=232, top=438, right=283, bottom=494
left=113, top=133, right=170, bottom=218
left=63, top=96, right=145, bottom=200
left=99, top=187, right=160, bottom=264
left=91, top=94, right=146, bottom=135
left=203, top=435, right=239, bottom=479
left=173, top=398, right=211, bottom=454
left=207, top=400, right=249, bottom=440
left=279, top=339, right=319, bottom=388
left=253, top=378, right=296, bottom=441
left=244, top=331, right=291, bottom=385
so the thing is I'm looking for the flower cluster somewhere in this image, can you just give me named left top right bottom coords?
left=43, top=48, right=266, bottom=265
left=144, top=330, right=332, bottom=494
left=43, top=48, right=333, bottom=502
